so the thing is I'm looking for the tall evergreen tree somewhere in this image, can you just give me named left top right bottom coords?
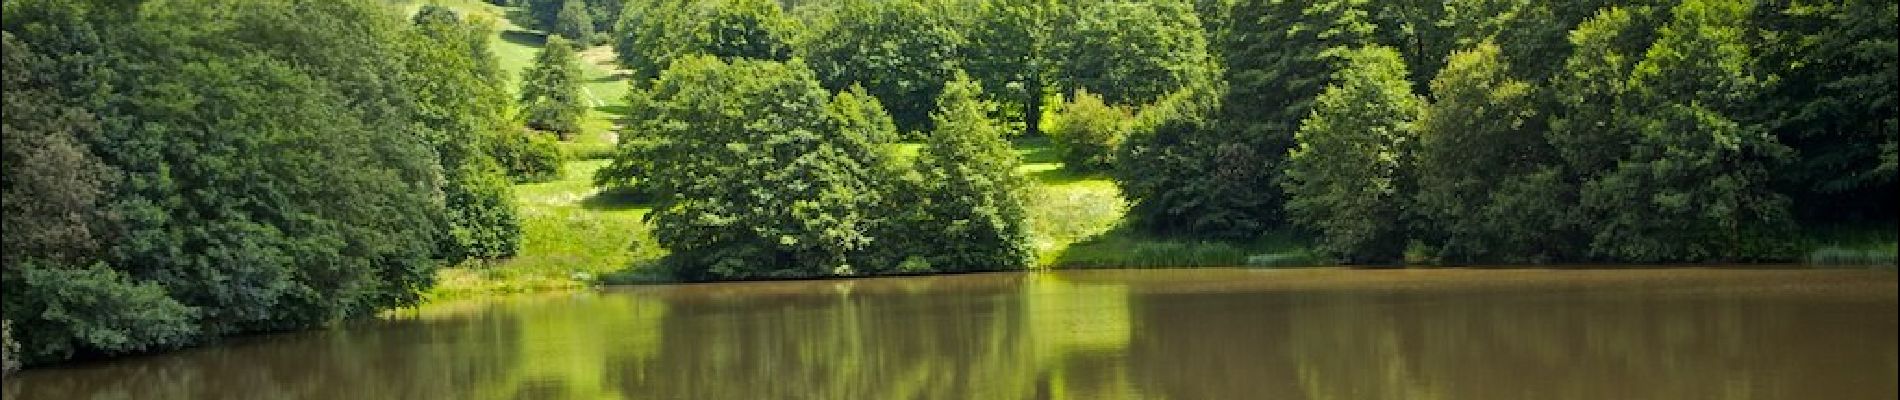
left=912, top=74, right=1034, bottom=271
left=520, top=36, right=586, bottom=137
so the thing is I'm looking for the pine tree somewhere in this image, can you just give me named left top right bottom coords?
left=912, top=74, right=1034, bottom=271
left=519, top=36, right=586, bottom=137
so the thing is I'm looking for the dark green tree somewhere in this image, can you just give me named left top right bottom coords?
left=410, top=5, right=526, bottom=260
left=1579, top=0, right=1795, bottom=261
left=1413, top=42, right=1574, bottom=263
left=1117, top=0, right=1372, bottom=238
left=554, top=0, right=597, bottom=43
left=2, top=0, right=511, bottom=365
left=961, top=0, right=1057, bottom=136
left=911, top=74, right=1034, bottom=271
left=1055, top=0, right=1214, bottom=107
left=1754, top=0, right=1898, bottom=222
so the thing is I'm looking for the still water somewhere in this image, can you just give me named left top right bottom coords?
left=6, top=268, right=1896, bottom=399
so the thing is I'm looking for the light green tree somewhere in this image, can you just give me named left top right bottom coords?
left=912, top=74, right=1034, bottom=271
left=1281, top=46, right=1422, bottom=263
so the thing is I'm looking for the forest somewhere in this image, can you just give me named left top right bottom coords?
left=2, top=0, right=1895, bottom=371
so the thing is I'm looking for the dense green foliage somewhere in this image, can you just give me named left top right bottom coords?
left=1, top=0, right=1893, bottom=372
left=1115, top=0, right=1373, bottom=239
left=1055, top=0, right=1213, bottom=107
left=910, top=75, right=1037, bottom=271
left=411, top=5, right=526, bottom=261
left=521, top=0, right=623, bottom=42
left=520, top=36, right=587, bottom=136
left=1412, top=43, right=1570, bottom=262
left=1755, top=0, right=1898, bottom=222
left=1282, top=46, right=1422, bottom=263
left=491, top=130, right=568, bottom=183
left=1116, top=0, right=1892, bottom=261
left=1050, top=90, right=1134, bottom=172
left=1576, top=0, right=1793, bottom=261
left=612, top=0, right=794, bottom=80
left=961, top=0, right=1057, bottom=136
left=800, top=0, right=965, bottom=134
left=554, top=0, right=596, bottom=42
left=2, top=0, right=523, bottom=366
left=597, top=58, right=1035, bottom=278
left=601, top=57, right=889, bottom=279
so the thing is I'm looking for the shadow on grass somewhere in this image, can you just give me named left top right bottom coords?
left=581, top=187, right=655, bottom=211
left=499, top=29, right=545, bottom=48
left=590, top=74, right=627, bottom=84
left=1013, top=137, right=1060, bottom=165
left=1030, top=166, right=1110, bottom=185
left=595, top=104, right=631, bottom=116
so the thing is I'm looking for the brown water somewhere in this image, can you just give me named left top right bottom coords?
left=5, top=268, right=1896, bottom=399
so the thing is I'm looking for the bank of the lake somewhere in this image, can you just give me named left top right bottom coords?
left=8, top=268, right=1895, bottom=399
left=429, top=133, right=1897, bottom=300
left=411, top=0, right=1895, bottom=302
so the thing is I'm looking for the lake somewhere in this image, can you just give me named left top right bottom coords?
left=5, top=268, right=1895, bottom=399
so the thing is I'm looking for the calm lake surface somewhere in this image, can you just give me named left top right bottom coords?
left=6, top=268, right=1896, bottom=399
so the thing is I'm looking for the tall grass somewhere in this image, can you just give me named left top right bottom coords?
left=1053, top=228, right=1325, bottom=268
left=427, top=160, right=664, bottom=301
left=1802, top=223, right=1898, bottom=269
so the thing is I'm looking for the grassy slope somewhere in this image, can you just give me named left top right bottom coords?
left=404, top=1, right=1888, bottom=302
left=405, top=1, right=660, bottom=300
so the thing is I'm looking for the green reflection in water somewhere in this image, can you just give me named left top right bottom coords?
left=4, top=269, right=1894, bottom=400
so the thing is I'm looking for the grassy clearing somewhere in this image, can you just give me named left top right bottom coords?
left=412, top=0, right=657, bottom=300
left=428, top=160, right=664, bottom=301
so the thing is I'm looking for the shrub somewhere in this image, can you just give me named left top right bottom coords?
left=1049, top=90, right=1133, bottom=172
left=0, top=262, right=197, bottom=365
left=492, top=129, right=566, bottom=183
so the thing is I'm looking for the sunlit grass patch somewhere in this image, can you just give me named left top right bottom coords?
left=428, top=160, right=663, bottom=301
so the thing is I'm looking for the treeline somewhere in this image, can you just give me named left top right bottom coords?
left=590, top=0, right=1222, bottom=278
left=1117, top=0, right=1898, bottom=264
left=592, top=0, right=1894, bottom=278
left=0, top=0, right=553, bottom=368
